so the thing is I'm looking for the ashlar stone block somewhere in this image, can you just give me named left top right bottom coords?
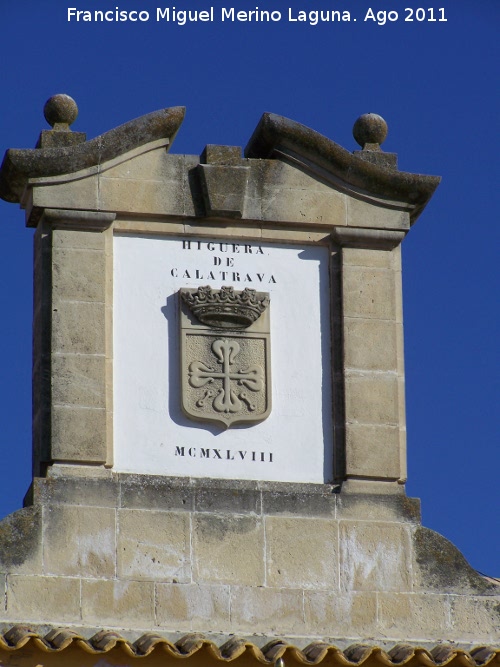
left=32, top=176, right=98, bottom=212
left=52, top=226, right=107, bottom=251
left=345, top=423, right=401, bottom=480
left=99, top=176, right=185, bottom=217
left=193, top=514, right=264, bottom=586
left=52, top=247, right=105, bottom=303
left=230, top=585, right=305, bottom=635
left=51, top=405, right=107, bottom=463
left=52, top=301, right=105, bottom=355
left=51, top=354, right=106, bottom=409
left=43, top=505, right=116, bottom=578
left=346, top=195, right=409, bottom=230
left=118, top=510, right=191, bottom=582
left=156, top=582, right=230, bottom=632
left=0, top=507, right=43, bottom=576
left=266, top=517, right=339, bottom=590
left=6, top=574, right=80, bottom=623
left=344, top=374, right=399, bottom=426
left=82, top=579, right=155, bottom=627
left=343, top=318, right=398, bottom=371
left=342, top=246, right=397, bottom=269
left=304, top=590, right=377, bottom=637
left=342, top=266, right=397, bottom=320
left=377, top=592, right=451, bottom=640
left=339, top=521, right=411, bottom=593
left=262, top=186, right=346, bottom=226
left=450, top=596, right=500, bottom=641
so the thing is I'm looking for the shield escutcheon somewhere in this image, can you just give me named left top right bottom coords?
left=179, top=286, right=271, bottom=428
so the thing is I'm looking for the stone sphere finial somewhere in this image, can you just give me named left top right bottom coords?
left=353, top=113, right=388, bottom=149
left=43, top=94, right=78, bottom=128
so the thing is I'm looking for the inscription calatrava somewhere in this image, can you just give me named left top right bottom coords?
left=179, top=284, right=272, bottom=429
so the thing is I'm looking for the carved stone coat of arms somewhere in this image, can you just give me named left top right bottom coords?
left=179, top=286, right=271, bottom=428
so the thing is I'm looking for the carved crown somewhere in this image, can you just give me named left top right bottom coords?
left=180, top=286, right=269, bottom=329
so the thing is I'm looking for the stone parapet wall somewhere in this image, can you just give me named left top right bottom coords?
left=0, top=473, right=498, bottom=644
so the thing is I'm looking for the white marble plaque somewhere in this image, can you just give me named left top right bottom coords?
left=113, top=234, right=333, bottom=483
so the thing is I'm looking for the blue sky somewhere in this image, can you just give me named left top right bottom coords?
left=0, top=0, right=498, bottom=575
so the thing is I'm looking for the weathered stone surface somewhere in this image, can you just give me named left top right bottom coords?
left=0, top=106, right=186, bottom=204
left=43, top=94, right=79, bottom=128
left=6, top=575, right=80, bottom=622
left=0, top=507, right=42, bottom=575
left=194, top=480, right=261, bottom=515
left=346, top=196, right=409, bottom=230
left=32, top=178, right=98, bottom=212
left=261, top=185, right=345, bottom=226
left=450, top=595, right=500, bottom=641
left=344, top=374, right=399, bottom=426
left=51, top=405, right=106, bottom=462
left=339, top=522, right=411, bottom=592
left=336, top=493, right=421, bottom=523
left=342, top=266, right=396, bottom=320
left=156, top=582, right=230, bottom=631
left=412, top=526, right=498, bottom=595
left=51, top=354, right=106, bottom=408
left=52, top=247, right=105, bottom=303
left=82, top=579, right=155, bottom=627
left=261, top=486, right=336, bottom=517
left=31, top=476, right=119, bottom=508
left=230, top=585, right=305, bottom=634
left=378, top=592, right=451, bottom=639
left=344, top=318, right=397, bottom=371
left=352, top=113, right=388, bottom=149
left=345, top=423, right=401, bottom=480
left=43, top=505, right=115, bottom=577
left=266, top=517, right=338, bottom=589
left=342, top=246, right=397, bottom=269
left=193, top=514, right=264, bottom=585
left=52, top=302, right=105, bottom=355
left=118, top=510, right=190, bottom=582
left=199, top=164, right=249, bottom=218
left=51, top=226, right=106, bottom=251
left=304, top=590, right=377, bottom=636
left=245, top=112, right=440, bottom=224
left=99, top=175, right=186, bottom=217
left=120, top=475, right=194, bottom=512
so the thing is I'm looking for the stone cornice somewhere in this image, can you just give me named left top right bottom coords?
left=245, top=113, right=440, bottom=223
left=0, top=106, right=186, bottom=203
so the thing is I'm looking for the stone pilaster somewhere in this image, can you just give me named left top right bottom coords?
left=332, top=228, right=407, bottom=489
left=33, top=209, right=115, bottom=473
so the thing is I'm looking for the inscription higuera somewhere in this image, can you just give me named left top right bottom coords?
left=171, top=240, right=277, bottom=285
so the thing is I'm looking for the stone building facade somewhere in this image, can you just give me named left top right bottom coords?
left=0, top=95, right=498, bottom=665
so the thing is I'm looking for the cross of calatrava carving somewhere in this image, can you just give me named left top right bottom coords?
left=189, top=339, right=264, bottom=414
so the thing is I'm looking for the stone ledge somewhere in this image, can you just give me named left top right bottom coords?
left=25, top=474, right=421, bottom=522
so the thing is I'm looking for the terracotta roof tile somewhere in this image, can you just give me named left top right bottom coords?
left=0, top=626, right=498, bottom=665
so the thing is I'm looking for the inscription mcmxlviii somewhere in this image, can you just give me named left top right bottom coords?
left=180, top=286, right=271, bottom=428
